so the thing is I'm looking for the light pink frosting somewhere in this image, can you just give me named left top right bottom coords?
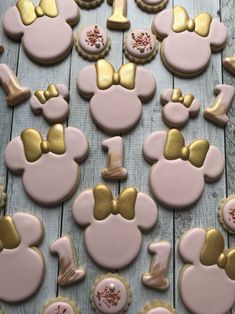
left=147, top=308, right=172, bottom=314
left=221, top=198, right=235, bottom=232
left=44, top=302, right=75, bottom=314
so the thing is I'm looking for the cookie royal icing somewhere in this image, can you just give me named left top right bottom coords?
left=152, top=6, right=228, bottom=77
left=0, top=185, right=6, bottom=210
left=30, top=84, right=70, bottom=124
left=72, top=184, right=158, bottom=269
left=218, top=195, right=235, bottom=234
left=3, top=0, right=80, bottom=64
left=124, top=29, right=158, bottom=64
left=40, top=297, right=80, bottom=314
left=223, top=54, right=235, bottom=75
left=107, top=0, right=130, bottom=30
left=204, top=84, right=235, bottom=127
left=140, top=301, right=176, bottom=314
left=0, top=63, right=31, bottom=106
left=0, top=213, right=45, bottom=303
left=179, top=227, right=235, bottom=314
left=142, top=241, right=171, bottom=290
left=136, top=0, right=168, bottom=13
left=160, top=88, right=201, bottom=128
left=143, top=128, right=224, bottom=209
left=77, top=59, right=156, bottom=134
left=50, top=235, right=85, bottom=286
left=5, top=124, right=89, bottom=206
left=75, top=0, right=103, bottom=9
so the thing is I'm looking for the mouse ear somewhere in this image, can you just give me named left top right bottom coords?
left=208, top=19, right=228, bottom=52
left=160, top=88, right=174, bottom=104
left=77, top=65, right=97, bottom=100
left=56, top=84, right=69, bottom=100
left=143, top=131, right=167, bottom=163
left=203, top=145, right=224, bottom=182
left=135, top=67, right=156, bottom=103
left=179, top=228, right=206, bottom=264
left=64, top=127, right=89, bottom=162
left=3, top=6, right=25, bottom=39
left=135, top=192, right=158, bottom=230
left=5, top=136, right=26, bottom=174
left=30, top=94, right=43, bottom=113
left=56, top=0, right=80, bottom=26
left=188, top=98, right=201, bottom=115
left=72, top=190, right=94, bottom=226
left=13, top=213, right=44, bottom=247
left=152, top=8, right=174, bottom=40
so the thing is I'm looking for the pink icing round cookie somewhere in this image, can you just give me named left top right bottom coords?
left=136, top=0, right=168, bottom=13
left=3, top=0, right=80, bottom=64
left=0, top=213, right=45, bottom=303
left=77, top=59, right=156, bottom=134
left=40, top=297, right=80, bottom=314
left=218, top=195, right=235, bottom=234
left=75, top=25, right=110, bottom=61
left=124, top=29, right=158, bottom=64
left=72, top=184, right=158, bottom=269
left=143, top=129, right=224, bottom=209
left=5, top=124, right=89, bottom=207
left=179, top=228, right=235, bottom=314
left=152, top=6, right=228, bottom=77
left=140, top=301, right=176, bottom=314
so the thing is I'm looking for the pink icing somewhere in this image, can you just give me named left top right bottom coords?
left=222, top=198, right=235, bottom=232
left=147, top=309, right=172, bottom=314
left=44, top=302, right=75, bottom=314
left=142, top=0, right=164, bottom=4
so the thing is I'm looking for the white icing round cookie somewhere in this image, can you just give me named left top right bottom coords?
left=0, top=213, right=45, bottom=303
left=3, top=0, right=80, bottom=64
left=5, top=124, right=89, bottom=207
left=218, top=195, right=235, bottom=234
left=136, top=0, right=168, bottom=13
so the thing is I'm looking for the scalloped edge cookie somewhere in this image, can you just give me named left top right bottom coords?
left=76, top=0, right=103, bottom=9
left=140, top=300, right=176, bottom=314
left=218, top=195, right=235, bottom=234
left=136, top=0, right=168, bottom=13
left=39, top=297, right=80, bottom=314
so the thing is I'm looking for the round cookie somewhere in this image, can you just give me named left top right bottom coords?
left=136, top=0, right=168, bottom=14
left=75, top=25, right=110, bottom=61
left=90, top=273, right=131, bottom=314
left=140, top=301, right=176, bottom=314
left=0, top=184, right=6, bottom=210
left=218, top=195, right=235, bottom=234
left=75, top=0, right=103, bottom=9
left=39, top=297, right=80, bottom=314
left=124, top=29, right=158, bottom=64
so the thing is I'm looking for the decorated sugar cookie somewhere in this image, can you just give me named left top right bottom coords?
left=75, top=0, right=103, bottom=9
left=0, top=63, right=31, bottom=106
left=90, top=273, right=131, bottom=314
left=39, top=297, right=80, bottom=314
left=179, top=228, right=235, bottom=314
left=0, top=185, right=6, bottom=210
left=72, top=184, right=158, bottom=269
left=5, top=124, right=89, bottom=206
left=30, top=84, right=69, bottom=124
left=75, top=25, right=110, bottom=61
left=152, top=6, right=228, bottom=77
left=77, top=59, right=156, bottom=134
left=3, top=0, right=80, bottom=64
left=0, top=213, right=45, bottom=303
left=142, top=241, right=171, bottom=291
left=218, top=195, right=235, bottom=234
left=223, top=55, right=235, bottom=75
left=136, top=0, right=168, bottom=13
left=143, top=129, right=224, bottom=209
left=124, top=29, right=158, bottom=64
left=107, top=0, right=130, bottom=30
left=160, top=88, right=201, bottom=128
left=140, top=301, right=176, bottom=314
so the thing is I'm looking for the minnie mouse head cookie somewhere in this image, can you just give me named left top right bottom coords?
left=5, top=124, right=89, bottom=206
left=179, top=228, right=235, bottom=314
left=77, top=59, right=156, bottom=134
left=72, top=184, right=158, bottom=269
left=3, top=0, right=80, bottom=64
left=0, top=213, right=45, bottom=303
left=143, top=129, right=224, bottom=209
left=152, top=6, right=228, bottom=77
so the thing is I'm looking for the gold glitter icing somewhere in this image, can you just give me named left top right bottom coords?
left=172, top=88, right=194, bottom=108
left=35, top=84, right=59, bottom=104
left=0, top=216, right=21, bottom=252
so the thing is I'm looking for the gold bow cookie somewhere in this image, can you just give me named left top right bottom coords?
left=93, top=184, right=138, bottom=221
left=173, top=6, right=212, bottom=37
left=21, top=124, right=65, bottom=162
left=16, top=0, right=58, bottom=26
left=172, top=88, right=195, bottom=108
left=200, top=228, right=235, bottom=281
left=35, top=84, right=59, bottom=104
left=0, top=216, right=21, bottom=252
left=164, top=129, right=210, bottom=168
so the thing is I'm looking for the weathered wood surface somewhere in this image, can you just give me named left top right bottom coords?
left=0, top=0, right=234, bottom=313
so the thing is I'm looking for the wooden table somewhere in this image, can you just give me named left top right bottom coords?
left=0, top=0, right=234, bottom=313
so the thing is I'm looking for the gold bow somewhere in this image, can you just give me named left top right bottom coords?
left=172, top=88, right=194, bottom=108
left=93, top=184, right=137, bottom=221
left=16, top=0, right=58, bottom=26
left=96, top=60, right=137, bottom=90
left=35, top=84, right=59, bottom=104
left=173, top=6, right=212, bottom=37
left=21, top=124, right=65, bottom=162
left=0, top=216, right=21, bottom=252
left=164, top=129, right=209, bottom=168
left=200, top=228, right=235, bottom=281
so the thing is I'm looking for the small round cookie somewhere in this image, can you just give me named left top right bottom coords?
left=124, top=29, right=158, bottom=64
left=76, top=0, right=103, bottom=9
left=39, top=297, right=80, bottom=314
left=90, top=273, right=131, bottom=314
left=140, top=301, right=176, bottom=314
left=75, top=25, right=110, bottom=61
left=218, top=195, right=235, bottom=234
left=136, top=0, right=168, bottom=14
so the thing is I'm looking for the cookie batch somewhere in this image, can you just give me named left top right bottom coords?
left=0, top=1, right=235, bottom=313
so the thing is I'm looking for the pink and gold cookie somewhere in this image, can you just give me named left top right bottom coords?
left=75, top=25, right=110, bottom=61
left=140, top=301, right=176, bottom=314
left=223, top=55, right=235, bottom=75
left=0, top=213, right=45, bottom=303
left=90, top=273, right=131, bottom=314
left=5, top=124, right=89, bottom=207
left=39, top=297, right=80, bottom=314
left=107, top=0, right=130, bottom=31
left=136, top=0, right=168, bottom=14
left=218, top=195, right=235, bottom=234
left=0, top=184, right=6, bottom=210
left=3, top=0, right=80, bottom=64
left=124, top=29, right=158, bottom=64
left=75, top=0, right=103, bottom=9
left=152, top=6, right=227, bottom=77
left=72, top=184, right=158, bottom=269
left=143, top=128, right=224, bottom=209
left=179, top=228, right=235, bottom=314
